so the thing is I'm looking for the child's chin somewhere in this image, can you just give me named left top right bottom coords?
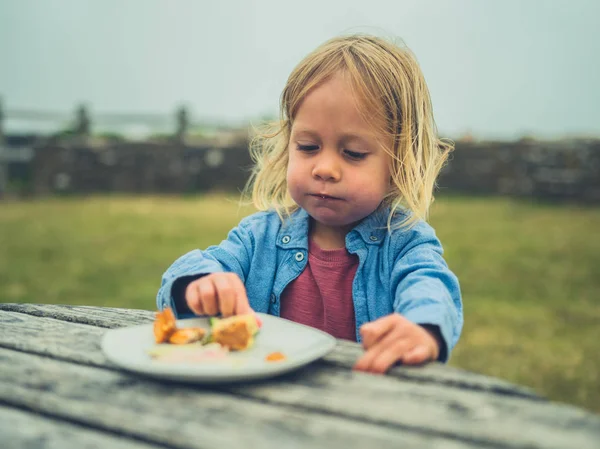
left=309, top=211, right=360, bottom=229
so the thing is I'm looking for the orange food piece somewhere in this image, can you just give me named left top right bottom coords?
left=168, top=327, right=206, bottom=345
left=212, top=319, right=253, bottom=351
left=265, top=351, right=286, bottom=362
left=210, top=314, right=259, bottom=351
left=153, top=308, right=176, bottom=343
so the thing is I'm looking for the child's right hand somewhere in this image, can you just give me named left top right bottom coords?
left=185, top=273, right=253, bottom=317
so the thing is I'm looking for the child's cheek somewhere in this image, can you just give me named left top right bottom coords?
left=352, top=179, right=387, bottom=202
left=286, top=171, right=304, bottom=204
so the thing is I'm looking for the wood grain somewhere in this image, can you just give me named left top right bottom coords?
left=0, top=303, right=539, bottom=398
left=0, top=303, right=154, bottom=328
left=1, top=307, right=599, bottom=448
left=0, top=348, right=477, bottom=449
left=0, top=405, right=165, bottom=449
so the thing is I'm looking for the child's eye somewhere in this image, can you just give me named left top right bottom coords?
left=297, top=144, right=319, bottom=152
left=344, top=150, right=367, bottom=160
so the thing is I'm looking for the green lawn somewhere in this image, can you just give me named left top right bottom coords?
left=1, top=194, right=599, bottom=413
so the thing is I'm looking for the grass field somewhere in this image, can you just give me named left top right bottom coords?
left=1, top=194, right=599, bottom=413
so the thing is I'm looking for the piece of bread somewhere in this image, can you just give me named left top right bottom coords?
left=210, top=314, right=260, bottom=351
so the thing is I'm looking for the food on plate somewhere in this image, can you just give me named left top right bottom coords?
left=153, top=307, right=177, bottom=343
left=148, top=342, right=229, bottom=362
left=265, top=351, right=286, bottom=362
left=149, top=309, right=268, bottom=363
left=167, top=327, right=206, bottom=345
left=209, top=314, right=260, bottom=351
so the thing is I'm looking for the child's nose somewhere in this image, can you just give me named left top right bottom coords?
left=312, top=152, right=341, bottom=182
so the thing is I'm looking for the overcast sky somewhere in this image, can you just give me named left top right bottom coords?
left=1, top=0, right=599, bottom=139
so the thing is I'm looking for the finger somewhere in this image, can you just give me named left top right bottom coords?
left=201, top=279, right=219, bottom=316
left=360, top=314, right=404, bottom=349
left=212, top=275, right=238, bottom=317
left=230, top=275, right=252, bottom=315
left=368, top=340, right=414, bottom=373
left=353, top=346, right=382, bottom=372
left=355, top=328, right=410, bottom=373
left=354, top=326, right=401, bottom=371
left=360, top=317, right=393, bottom=349
left=196, top=277, right=219, bottom=315
left=186, top=280, right=205, bottom=316
left=402, top=344, right=434, bottom=366
left=217, top=275, right=239, bottom=317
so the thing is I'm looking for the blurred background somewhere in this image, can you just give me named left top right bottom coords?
left=1, top=0, right=599, bottom=413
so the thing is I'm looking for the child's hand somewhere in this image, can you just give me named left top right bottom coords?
left=185, top=273, right=253, bottom=317
left=353, top=313, right=440, bottom=374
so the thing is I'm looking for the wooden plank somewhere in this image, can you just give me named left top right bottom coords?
left=0, top=310, right=116, bottom=367
left=0, top=348, right=477, bottom=449
left=1, top=309, right=600, bottom=448
left=0, top=303, right=538, bottom=398
left=0, top=405, right=166, bottom=449
left=329, top=339, right=539, bottom=398
left=0, top=303, right=154, bottom=329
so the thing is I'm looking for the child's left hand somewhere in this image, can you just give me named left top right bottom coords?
left=353, top=313, right=440, bottom=374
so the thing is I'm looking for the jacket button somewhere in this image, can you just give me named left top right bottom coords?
left=282, top=235, right=291, bottom=244
left=270, top=293, right=277, bottom=303
left=369, top=235, right=378, bottom=241
left=294, top=252, right=305, bottom=262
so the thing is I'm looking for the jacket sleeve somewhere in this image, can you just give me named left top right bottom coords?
left=155, top=219, right=256, bottom=317
left=391, top=228, right=463, bottom=362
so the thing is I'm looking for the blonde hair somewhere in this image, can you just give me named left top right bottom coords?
left=244, top=34, right=453, bottom=231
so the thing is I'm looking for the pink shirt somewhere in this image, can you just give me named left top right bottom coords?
left=279, top=239, right=358, bottom=341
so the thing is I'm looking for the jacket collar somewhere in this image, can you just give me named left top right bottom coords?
left=276, top=208, right=310, bottom=250
left=275, top=206, right=398, bottom=250
left=350, top=206, right=390, bottom=245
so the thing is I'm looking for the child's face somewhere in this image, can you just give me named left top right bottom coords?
left=286, top=72, right=391, bottom=233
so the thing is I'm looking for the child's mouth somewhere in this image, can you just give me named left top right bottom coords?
left=311, top=193, right=340, bottom=200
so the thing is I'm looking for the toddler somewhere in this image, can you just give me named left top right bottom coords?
left=156, top=34, right=463, bottom=373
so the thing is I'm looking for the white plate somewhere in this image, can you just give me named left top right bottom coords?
left=101, top=313, right=337, bottom=384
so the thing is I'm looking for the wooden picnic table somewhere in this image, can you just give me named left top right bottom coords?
left=0, top=303, right=598, bottom=449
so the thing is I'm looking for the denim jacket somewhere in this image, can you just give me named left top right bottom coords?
left=156, top=207, right=463, bottom=361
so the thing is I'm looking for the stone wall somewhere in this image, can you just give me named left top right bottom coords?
left=24, top=136, right=600, bottom=203
left=437, top=139, right=600, bottom=203
left=31, top=138, right=253, bottom=195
